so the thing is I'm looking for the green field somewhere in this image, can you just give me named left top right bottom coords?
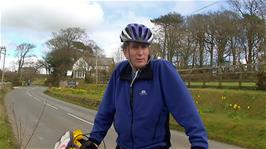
left=0, top=89, right=17, bottom=149
left=171, top=88, right=266, bottom=148
left=46, top=84, right=266, bottom=149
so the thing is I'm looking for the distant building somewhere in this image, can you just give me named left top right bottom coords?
left=70, top=56, right=114, bottom=79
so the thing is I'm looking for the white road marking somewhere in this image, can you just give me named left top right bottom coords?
left=26, top=90, right=32, bottom=97
left=67, top=113, right=94, bottom=126
left=46, top=103, right=58, bottom=110
left=26, top=88, right=95, bottom=127
left=33, top=97, right=41, bottom=102
left=27, top=88, right=45, bottom=103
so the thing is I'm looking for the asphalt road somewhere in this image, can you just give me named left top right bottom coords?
left=4, top=86, right=243, bottom=149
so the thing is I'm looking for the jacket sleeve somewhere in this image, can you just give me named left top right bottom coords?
left=158, top=60, right=208, bottom=149
left=89, top=70, right=117, bottom=145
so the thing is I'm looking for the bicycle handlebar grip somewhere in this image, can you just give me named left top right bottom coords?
left=79, top=140, right=98, bottom=149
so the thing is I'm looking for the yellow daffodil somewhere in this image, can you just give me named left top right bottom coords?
left=221, top=96, right=226, bottom=100
left=233, top=104, right=237, bottom=109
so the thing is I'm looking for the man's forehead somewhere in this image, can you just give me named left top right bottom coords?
left=129, top=42, right=149, bottom=46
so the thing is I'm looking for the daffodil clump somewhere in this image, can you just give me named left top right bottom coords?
left=195, top=94, right=200, bottom=104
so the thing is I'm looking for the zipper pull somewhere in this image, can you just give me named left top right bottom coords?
left=130, top=70, right=139, bottom=87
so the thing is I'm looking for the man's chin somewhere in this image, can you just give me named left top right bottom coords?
left=135, top=64, right=146, bottom=69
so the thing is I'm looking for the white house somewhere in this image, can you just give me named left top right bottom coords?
left=70, top=56, right=114, bottom=79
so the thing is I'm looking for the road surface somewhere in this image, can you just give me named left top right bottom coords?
left=4, top=86, right=243, bottom=149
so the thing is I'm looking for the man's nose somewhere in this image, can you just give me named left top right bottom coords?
left=136, top=46, right=145, bottom=52
left=136, top=48, right=144, bottom=55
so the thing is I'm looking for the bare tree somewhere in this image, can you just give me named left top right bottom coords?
left=229, top=0, right=266, bottom=19
left=151, top=12, right=183, bottom=62
left=179, top=25, right=196, bottom=68
left=84, top=40, right=105, bottom=57
left=16, top=43, right=35, bottom=81
left=229, top=0, right=266, bottom=70
left=46, top=27, right=86, bottom=50
left=113, top=48, right=124, bottom=63
left=211, top=11, right=238, bottom=66
left=150, top=42, right=162, bottom=59
left=187, top=14, right=208, bottom=67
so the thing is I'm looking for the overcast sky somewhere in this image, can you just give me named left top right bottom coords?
left=0, top=0, right=228, bottom=70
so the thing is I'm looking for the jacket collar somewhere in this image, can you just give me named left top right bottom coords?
left=120, top=61, right=153, bottom=81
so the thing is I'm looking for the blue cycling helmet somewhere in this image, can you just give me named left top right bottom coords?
left=120, top=23, right=153, bottom=44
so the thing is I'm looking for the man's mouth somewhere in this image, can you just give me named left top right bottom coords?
left=136, top=59, right=144, bottom=62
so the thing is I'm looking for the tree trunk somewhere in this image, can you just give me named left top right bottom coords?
left=162, top=26, right=167, bottom=59
left=231, top=38, right=237, bottom=65
left=199, top=39, right=204, bottom=67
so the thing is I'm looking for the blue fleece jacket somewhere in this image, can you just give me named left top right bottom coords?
left=89, top=59, right=208, bottom=149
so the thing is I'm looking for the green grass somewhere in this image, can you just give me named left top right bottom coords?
left=45, top=85, right=105, bottom=110
left=48, top=84, right=105, bottom=101
left=199, top=113, right=266, bottom=148
left=190, top=88, right=266, bottom=119
left=46, top=84, right=266, bottom=149
left=32, top=78, right=47, bottom=86
left=189, top=88, right=266, bottom=148
left=0, top=89, right=17, bottom=149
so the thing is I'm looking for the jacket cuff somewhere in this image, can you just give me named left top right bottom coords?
left=88, top=137, right=101, bottom=146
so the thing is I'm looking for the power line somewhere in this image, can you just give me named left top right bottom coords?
left=191, top=1, right=222, bottom=14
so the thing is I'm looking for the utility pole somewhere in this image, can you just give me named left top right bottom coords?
left=0, top=46, right=6, bottom=89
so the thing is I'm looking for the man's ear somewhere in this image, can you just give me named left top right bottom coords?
left=123, top=48, right=129, bottom=59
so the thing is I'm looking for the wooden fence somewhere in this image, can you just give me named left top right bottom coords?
left=178, top=63, right=265, bottom=88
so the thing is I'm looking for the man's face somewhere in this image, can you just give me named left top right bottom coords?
left=124, top=42, right=150, bottom=69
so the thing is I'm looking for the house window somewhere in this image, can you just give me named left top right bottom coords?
left=78, top=71, right=85, bottom=78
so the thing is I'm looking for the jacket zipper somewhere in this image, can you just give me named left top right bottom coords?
left=129, top=70, right=139, bottom=149
left=130, top=85, right=134, bottom=149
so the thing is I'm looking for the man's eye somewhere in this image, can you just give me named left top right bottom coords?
left=131, top=44, right=148, bottom=49
left=141, top=45, right=148, bottom=48
left=132, top=45, right=138, bottom=49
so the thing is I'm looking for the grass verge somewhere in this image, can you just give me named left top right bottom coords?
left=0, top=88, right=17, bottom=149
left=46, top=84, right=266, bottom=149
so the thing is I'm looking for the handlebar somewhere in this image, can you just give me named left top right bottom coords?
left=54, top=129, right=105, bottom=149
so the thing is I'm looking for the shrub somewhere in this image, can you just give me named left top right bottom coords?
left=256, top=71, right=266, bottom=90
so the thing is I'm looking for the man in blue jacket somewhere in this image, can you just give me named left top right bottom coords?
left=84, top=23, right=208, bottom=149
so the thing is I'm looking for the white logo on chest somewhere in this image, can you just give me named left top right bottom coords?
left=139, top=90, right=148, bottom=96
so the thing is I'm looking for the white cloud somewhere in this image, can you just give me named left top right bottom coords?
left=0, top=0, right=105, bottom=68
left=91, top=10, right=155, bottom=57
left=0, top=54, right=17, bottom=71
left=1, top=0, right=226, bottom=70
left=1, top=0, right=104, bottom=31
